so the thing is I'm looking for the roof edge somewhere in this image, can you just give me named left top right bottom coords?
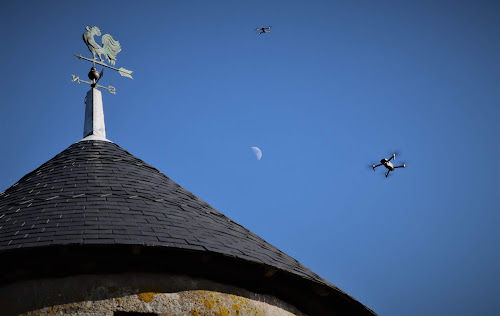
left=0, top=244, right=377, bottom=315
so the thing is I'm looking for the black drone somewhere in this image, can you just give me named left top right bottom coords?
left=256, top=26, right=271, bottom=35
left=372, top=153, right=406, bottom=178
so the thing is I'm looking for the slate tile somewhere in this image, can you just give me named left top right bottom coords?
left=22, top=241, right=52, bottom=248
left=82, top=238, right=114, bottom=244
left=58, top=238, right=84, bottom=245
left=157, top=237, right=187, bottom=244
left=54, top=229, right=84, bottom=236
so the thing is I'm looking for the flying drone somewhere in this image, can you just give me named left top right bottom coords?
left=372, top=153, right=406, bottom=178
left=256, top=26, right=271, bottom=35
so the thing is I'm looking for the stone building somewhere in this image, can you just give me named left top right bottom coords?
left=0, top=88, right=376, bottom=315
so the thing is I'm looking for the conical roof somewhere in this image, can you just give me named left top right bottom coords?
left=0, top=139, right=375, bottom=315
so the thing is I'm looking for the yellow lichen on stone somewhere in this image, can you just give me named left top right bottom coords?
left=233, top=303, right=242, bottom=315
left=190, top=310, right=200, bottom=316
left=137, top=292, right=156, bottom=302
left=214, top=306, right=231, bottom=316
left=250, top=308, right=264, bottom=316
left=202, top=298, right=217, bottom=309
left=231, top=295, right=238, bottom=303
left=197, top=290, right=205, bottom=294
left=237, top=296, right=248, bottom=306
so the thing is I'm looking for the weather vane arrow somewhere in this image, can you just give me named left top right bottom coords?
left=71, top=26, right=134, bottom=94
left=74, top=54, right=133, bottom=79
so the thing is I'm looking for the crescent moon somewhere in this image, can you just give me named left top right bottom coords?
left=251, top=147, right=262, bottom=160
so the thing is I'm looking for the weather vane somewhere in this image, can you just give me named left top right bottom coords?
left=71, top=26, right=133, bottom=94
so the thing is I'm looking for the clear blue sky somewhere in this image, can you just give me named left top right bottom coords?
left=1, top=1, right=498, bottom=315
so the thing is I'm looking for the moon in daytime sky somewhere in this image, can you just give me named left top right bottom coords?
left=251, top=147, right=262, bottom=160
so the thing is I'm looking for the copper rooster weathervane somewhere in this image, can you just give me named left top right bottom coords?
left=71, top=26, right=133, bottom=94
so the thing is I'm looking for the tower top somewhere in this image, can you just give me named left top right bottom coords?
left=71, top=26, right=135, bottom=141
left=0, top=140, right=376, bottom=315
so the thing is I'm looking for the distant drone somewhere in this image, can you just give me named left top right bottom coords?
left=256, top=26, right=271, bottom=35
left=372, top=154, right=406, bottom=178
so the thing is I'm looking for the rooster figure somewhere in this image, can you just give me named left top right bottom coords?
left=82, top=26, right=122, bottom=66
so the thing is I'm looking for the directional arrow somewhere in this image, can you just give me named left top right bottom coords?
left=71, top=75, right=116, bottom=94
left=74, top=54, right=133, bottom=79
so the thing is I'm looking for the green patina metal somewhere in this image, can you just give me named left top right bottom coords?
left=83, top=26, right=122, bottom=66
left=71, top=26, right=133, bottom=95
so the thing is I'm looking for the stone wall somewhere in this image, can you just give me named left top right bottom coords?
left=0, top=273, right=307, bottom=316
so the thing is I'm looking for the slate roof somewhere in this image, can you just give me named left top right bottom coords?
left=0, top=140, right=330, bottom=286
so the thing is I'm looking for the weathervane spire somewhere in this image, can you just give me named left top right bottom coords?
left=83, top=88, right=106, bottom=140
left=71, top=26, right=134, bottom=141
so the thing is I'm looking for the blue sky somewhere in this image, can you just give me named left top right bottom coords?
left=1, top=1, right=498, bottom=315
